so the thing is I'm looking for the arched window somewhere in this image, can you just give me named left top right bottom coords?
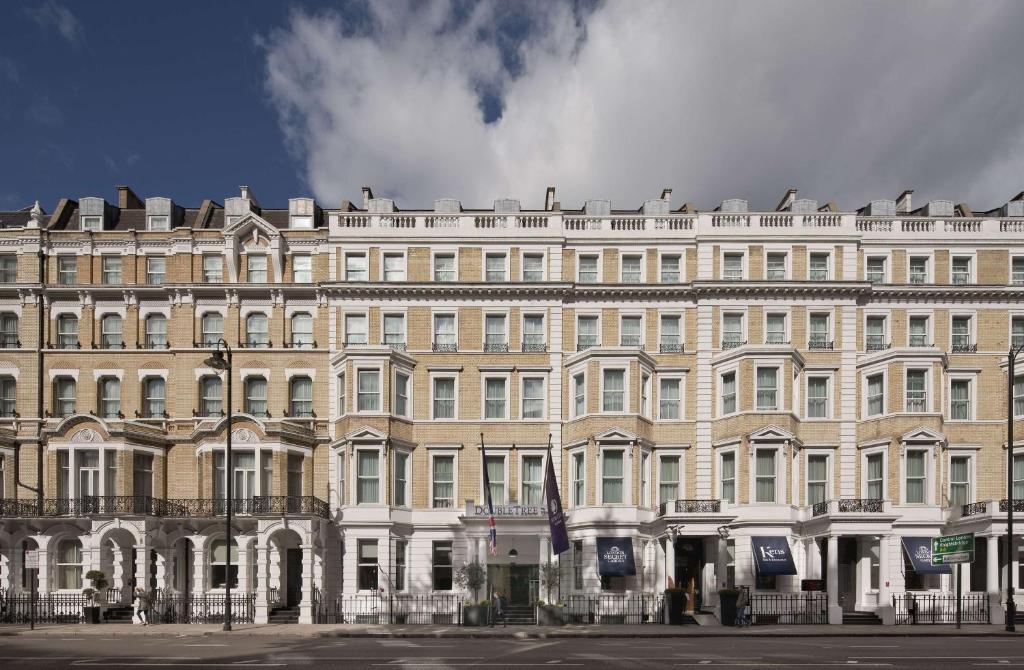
left=145, top=314, right=167, bottom=348
left=56, top=314, right=78, bottom=349
left=56, top=538, right=83, bottom=590
left=199, top=376, right=222, bottom=416
left=98, top=376, right=120, bottom=418
left=0, top=375, right=15, bottom=417
left=0, top=312, right=18, bottom=347
left=246, top=313, right=269, bottom=348
left=100, top=314, right=123, bottom=349
left=291, top=313, right=313, bottom=348
left=209, top=539, right=238, bottom=590
left=53, top=376, right=76, bottom=417
left=290, top=376, right=313, bottom=417
left=201, top=312, right=223, bottom=346
left=143, top=377, right=166, bottom=417
left=245, top=376, right=267, bottom=416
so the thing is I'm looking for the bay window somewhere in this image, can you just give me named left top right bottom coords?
left=602, top=369, right=624, bottom=412
left=356, top=451, right=380, bottom=504
left=573, top=372, right=585, bottom=417
left=393, top=372, right=409, bottom=418
left=867, top=373, right=884, bottom=416
left=756, top=367, right=778, bottom=410
left=755, top=449, right=777, bottom=503
left=721, top=372, right=737, bottom=415
left=601, top=450, right=624, bottom=504
left=905, top=369, right=927, bottom=412
left=357, top=540, right=377, bottom=590
left=357, top=370, right=380, bottom=412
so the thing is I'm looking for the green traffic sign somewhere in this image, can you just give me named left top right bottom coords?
left=931, top=532, right=975, bottom=565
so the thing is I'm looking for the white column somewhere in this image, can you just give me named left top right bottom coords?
left=35, top=546, right=50, bottom=595
left=134, top=544, right=151, bottom=596
left=298, top=544, right=314, bottom=624
left=988, top=535, right=1005, bottom=625
left=878, top=536, right=890, bottom=602
left=665, top=537, right=676, bottom=590
left=254, top=545, right=270, bottom=624
left=826, top=535, right=841, bottom=624
left=539, top=535, right=551, bottom=601
left=191, top=546, right=206, bottom=595
left=236, top=545, right=249, bottom=595
left=715, top=537, right=728, bottom=591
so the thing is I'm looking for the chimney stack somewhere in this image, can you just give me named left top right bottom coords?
left=545, top=186, right=556, bottom=211
left=896, top=189, right=913, bottom=214
left=362, top=186, right=374, bottom=210
left=116, top=185, right=143, bottom=209
left=660, top=188, right=673, bottom=203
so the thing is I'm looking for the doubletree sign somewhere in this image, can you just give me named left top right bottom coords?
left=931, top=532, right=975, bottom=565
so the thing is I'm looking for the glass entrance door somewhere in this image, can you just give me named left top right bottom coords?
left=509, top=565, right=537, bottom=605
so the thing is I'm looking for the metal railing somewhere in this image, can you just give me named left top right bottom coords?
left=808, top=339, right=833, bottom=350
left=432, top=342, right=458, bottom=352
left=750, top=592, right=828, bottom=625
left=313, top=591, right=463, bottom=625
left=951, top=343, right=978, bottom=353
left=0, top=495, right=331, bottom=519
left=0, top=592, right=87, bottom=624
left=1000, top=499, right=1024, bottom=513
left=893, top=592, right=989, bottom=624
left=151, top=591, right=256, bottom=624
left=961, top=501, right=989, bottom=516
left=658, top=499, right=722, bottom=516
left=811, top=498, right=885, bottom=516
left=563, top=594, right=664, bottom=624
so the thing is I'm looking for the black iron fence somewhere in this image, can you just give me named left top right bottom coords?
left=563, top=593, right=664, bottom=625
left=313, top=591, right=463, bottom=625
left=0, top=496, right=331, bottom=520
left=150, top=591, right=256, bottom=625
left=893, top=592, right=990, bottom=625
left=749, top=592, right=828, bottom=625
left=0, top=592, right=87, bottom=624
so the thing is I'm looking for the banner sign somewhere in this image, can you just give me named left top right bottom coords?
left=596, top=537, right=637, bottom=576
left=465, top=503, right=547, bottom=518
left=544, top=443, right=570, bottom=555
left=931, top=533, right=975, bottom=565
left=902, top=537, right=950, bottom=574
left=751, top=536, right=797, bottom=576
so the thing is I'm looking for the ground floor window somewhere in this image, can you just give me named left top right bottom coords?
left=432, top=541, right=453, bottom=591
left=573, top=540, right=584, bottom=591
left=358, top=540, right=378, bottom=591
left=56, top=538, right=82, bottom=590
left=394, top=540, right=406, bottom=592
left=210, top=539, right=239, bottom=589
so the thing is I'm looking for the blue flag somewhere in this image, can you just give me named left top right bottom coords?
left=480, top=434, right=497, bottom=556
left=545, top=436, right=570, bottom=555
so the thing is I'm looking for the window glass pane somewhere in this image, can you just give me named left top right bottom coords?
left=486, top=455, right=505, bottom=504
left=522, top=378, right=544, bottom=419
left=658, top=456, right=679, bottom=505
left=867, top=453, right=884, bottom=499
left=484, top=378, right=506, bottom=418
left=432, top=455, right=454, bottom=507
left=602, top=369, right=624, bottom=412
left=602, top=452, right=623, bottom=503
left=578, top=256, right=599, bottom=283
left=755, top=450, right=776, bottom=503
left=357, top=452, right=379, bottom=504
left=756, top=367, right=778, bottom=410
left=721, top=373, right=736, bottom=414
left=393, top=452, right=408, bottom=506
left=434, top=254, right=455, bottom=281
left=433, top=377, right=455, bottom=418
left=357, top=371, right=380, bottom=411
left=659, top=378, right=680, bottom=419
left=521, top=456, right=543, bottom=506
left=523, top=254, right=544, bottom=281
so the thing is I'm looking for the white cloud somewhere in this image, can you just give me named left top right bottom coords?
left=26, top=1, right=83, bottom=46
left=263, top=0, right=1024, bottom=211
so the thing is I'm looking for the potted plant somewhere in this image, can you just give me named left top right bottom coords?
left=454, top=561, right=488, bottom=626
left=536, top=562, right=565, bottom=625
left=664, top=587, right=688, bottom=624
left=717, top=587, right=740, bottom=627
left=82, top=570, right=109, bottom=624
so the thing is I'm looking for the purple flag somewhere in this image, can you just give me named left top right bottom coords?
left=545, top=436, right=570, bottom=555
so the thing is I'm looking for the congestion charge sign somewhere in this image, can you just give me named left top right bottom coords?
left=931, top=532, right=975, bottom=565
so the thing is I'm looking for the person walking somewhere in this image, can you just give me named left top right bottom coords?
left=134, top=587, right=150, bottom=626
left=492, top=591, right=505, bottom=628
left=735, top=586, right=750, bottom=627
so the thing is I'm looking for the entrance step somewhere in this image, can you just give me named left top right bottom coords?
left=269, top=606, right=300, bottom=624
left=501, top=605, right=537, bottom=625
left=842, top=611, right=883, bottom=625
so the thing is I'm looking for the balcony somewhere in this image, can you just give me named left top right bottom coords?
left=381, top=341, right=407, bottom=352
left=865, top=341, right=891, bottom=352
left=0, top=495, right=331, bottom=520
left=962, top=499, right=1024, bottom=517
left=811, top=498, right=885, bottom=517
left=659, top=340, right=684, bottom=353
left=284, top=340, right=318, bottom=349
left=721, top=339, right=746, bottom=350
left=484, top=341, right=509, bottom=353
left=657, top=499, right=722, bottom=516
left=951, top=342, right=977, bottom=354
left=432, top=341, right=458, bottom=352
left=521, top=340, right=548, bottom=353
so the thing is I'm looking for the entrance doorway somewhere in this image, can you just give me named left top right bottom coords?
left=286, top=548, right=302, bottom=607
left=836, top=538, right=857, bottom=612
left=674, top=538, right=703, bottom=612
left=509, top=565, right=538, bottom=605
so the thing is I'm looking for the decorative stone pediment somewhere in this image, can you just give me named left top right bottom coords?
left=900, top=426, right=945, bottom=444
left=72, top=427, right=101, bottom=443
left=344, top=426, right=389, bottom=442
left=232, top=428, right=259, bottom=443
left=593, top=427, right=639, bottom=443
left=748, top=424, right=797, bottom=443
left=222, top=211, right=280, bottom=240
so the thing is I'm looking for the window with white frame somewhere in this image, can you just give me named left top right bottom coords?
left=393, top=450, right=409, bottom=507
left=57, top=256, right=77, bottom=284
left=54, top=376, right=76, bottom=416
left=485, top=252, right=507, bottom=282
left=521, top=455, right=543, bottom=506
left=290, top=376, right=313, bottom=417
left=866, top=315, right=886, bottom=350
left=951, top=256, right=971, bottom=285
left=357, top=370, right=380, bottom=412
left=484, top=377, right=507, bottom=419
left=722, top=313, right=743, bottom=347
left=203, top=255, right=223, bottom=283
left=100, top=314, right=122, bottom=349
left=356, top=450, right=380, bottom=504
left=577, top=315, right=598, bottom=350
left=485, top=454, right=505, bottom=504
left=1013, top=453, right=1024, bottom=500
left=756, top=367, right=779, bottom=410
left=335, top=450, right=346, bottom=505
left=432, top=377, right=455, bottom=419
left=247, top=254, right=267, bottom=283
left=146, top=256, right=166, bottom=284
left=755, top=448, right=777, bottom=503
left=722, top=252, right=743, bottom=280
left=807, top=313, right=829, bottom=349
left=432, top=541, right=454, bottom=591
left=148, top=214, right=169, bottom=231
left=766, top=252, right=787, bottom=280
left=383, top=313, right=405, bottom=347
left=432, top=454, right=455, bottom=508
left=521, top=377, right=544, bottom=419
left=865, top=452, right=884, bottom=499
left=908, top=256, right=928, bottom=284
left=293, top=254, right=313, bottom=283
left=720, top=451, right=736, bottom=504
left=383, top=253, right=406, bottom=281
left=200, top=376, right=222, bottom=416
left=0, top=376, right=15, bottom=417
left=56, top=314, right=78, bottom=348
left=1013, top=257, right=1024, bottom=286
left=200, top=312, right=223, bottom=346
left=1015, top=375, right=1024, bottom=417
left=949, top=455, right=971, bottom=506
left=245, top=313, right=268, bottom=348
left=357, top=539, right=377, bottom=589
left=572, top=372, right=585, bottom=417
left=806, top=453, right=828, bottom=505
left=433, top=253, right=456, bottom=282
left=641, top=451, right=649, bottom=507
left=904, top=450, right=927, bottom=504
left=659, top=377, right=681, bottom=420
left=660, top=253, right=681, bottom=282
left=523, top=314, right=545, bottom=351
left=658, top=455, right=680, bottom=505
left=578, top=254, right=599, bottom=283
left=1013, top=316, right=1024, bottom=349
left=98, top=376, right=120, bottom=418
left=56, top=539, right=83, bottom=590
left=337, top=372, right=346, bottom=415
left=433, top=313, right=456, bottom=350
left=344, top=313, right=367, bottom=345
left=620, top=254, right=642, bottom=283
left=866, top=256, right=886, bottom=283
left=143, top=376, right=166, bottom=417
left=484, top=314, right=508, bottom=351
left=522, top=253, right=544, bottom=281
left=908, top=315, right=929, bottom=347
left=765, top=313, right=786, bottom=344
left=660, top=314, right=682, bottom=352
left=641, top=373, right=651, bottom=417
left=572, top=451, right=585, bottom=506
left=291, top=313, right=313, bottom=347
left=0, top=255, right=15, bottom=283
left=601, top=450, right=624, bottom=504
left=393, top=371, right=410, bottom=417
left=602, top=369, right=625, bottom=412
left=244, top=376, right=267, bottom=416
left=345, top=253, right=368, bottom=281
left=101, top=256, right=122, bottom=284
left=807, top=376, right=828, bottom=418
left=0, top=312, right=18, bottom=349
left=950, top=379, right=971, bottom=420
left=145, top=314, right=168, bottom=348
left=905, top=369, right=927, bottom=412
left=620, top=315, right=642, bottom=347
left=721, top=371, right=737, bottom=415
left=951, top=315, right=972, bottom=351
left=866, top=373, right=885, bottom=416
left=809, top=252, right=829, bottom=281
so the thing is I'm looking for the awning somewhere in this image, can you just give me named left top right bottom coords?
left=902, top=537, right=950, bottom=574
left=596, top=537, right=636, bottom=576
left=751, top=536, right=797, bottom=576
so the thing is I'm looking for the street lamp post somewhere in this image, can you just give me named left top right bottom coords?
left=204, top=340, right=233, bottom=632
left=1007, top=343, right=1024, bottom=632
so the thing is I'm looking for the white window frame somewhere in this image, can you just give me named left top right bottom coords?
left=719, top=367, right=739, bottom=417
left=483, top=311, right=509, bottom=351
left=658, top=311, right=684, bottom=353
left=355, top=368, right=382, bottom=414
left=520, top=250, right=546, bottom=282
left=344, top=251, right=368, bottom=281
left=570, top=448, right=586, bottom=507
left=718, top=446, right=737, bottom=504
left=901, top=446, right=933, bottom=505
left=659, top=250, right=683, bottom=283
left=432, top=311, right=458, bottom=351
left=946, top=450, right=975, bottom=508
left=950, top=252, right=975, bottom=285
left=751, top=446, right=781, bottom=504
left=481, top=374, right=510, bottom=420
left=246, top=253, right=268, bottom=283
left=764, top=250, right=790, bottom=280
left=482, top=450, right=508, bottom=506
left=571, top=370, right=586, bottom=418
left=392, top=367, right=412, bottom=419
left=520, top=375, right=546, bottom=420
left=600, top=366, right=628, bottom=414
left=807, top=311, right=831, bottom=349
left=657, top=375, right=683, bottom=421
left=763, top=310, right=789, bottom=345
left=804, top=450, right=832, bottom=506
left=904, top=367, right=930, bottom=413
left=145, top=256, right=166, bottom=285
left=1011, top=255, right=1024, bottom=286
left=431, top=249, right=458, bottom=282
left=721, top=249, right=746, bottom=281
left=484, top=250, right=508, bottom=282
left=354, top=447, right=383, bottom=505
left=380, top=249, right=407, bottom=282
left=576, top=312, right=601, bottom=350
left=950, top=312, right=976, bottom=351
left=619, top=312, right=643, bottom=348
left=755, top=365, right=780, bottom=411
left=101, top=255, right=123, bottom=284
left=721, top=310, right=746, bottom=348
left=948, top=375, right=975, bottom=422
left=381, top=311, right=407, bottom=348
left=619, top=251, right=645, bottom=284
left=576, top=251, right=602, bottom=284
left=147, top=215, right=169, bottom=231
left=864, top=253, right=890, bottom=284
left=598, top=447, right=629, bottom=505
left=292, top=254, right=313, bottom=283
left=907, top=252, right=933, bottom=284
left=805, top=373, right=832, bottom=420
left=864, top=312, right=889, bottom=351
left=1010, top=312, right=1024, bottom=349
left=521, top=312, right=546, bottom=352
left=430, top=373, right=458, bottom=420
left=429, top=450, right=458, bottom=509
left=863, top=369, right=887, bottom=418
left=861, top=447, right=887, bottom=500
left=657, top=451, right=684, bottom=506
left=518, top=451, right=547, bottom=507
left=343, top=311, right=369, bottom=346
left=202, top=254, right=223, bottom=283
left=808, top=250, right=830, bottom=282
left=907, top=312, right=932, bottom=347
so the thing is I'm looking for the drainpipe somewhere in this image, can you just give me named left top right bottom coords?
left=15, top=232, right=45, bottom=513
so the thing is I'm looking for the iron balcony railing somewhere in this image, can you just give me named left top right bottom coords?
left=865, top=341, right=891, bottom=352
left=521, top=340, right=548, bottom=352
left=808, top=339, right=833, bottom=350
left=951, top=342, right=978, bottom=353
left=657, top=499, right=722, bottom=516
left=721, top=339, right=746, bottom=349
left=961, top=501, right=989, bottom=516
left=432, top=341, right=458, bottom=352
left=811, top=498, right=885, bottom=516
left=1000, top=498, right=1024, bottom=513
left=0, top=495, right=330, bottom=519
left=659, top=339, right=684, bottom=353
left=484, top=341, right=510, bottom=353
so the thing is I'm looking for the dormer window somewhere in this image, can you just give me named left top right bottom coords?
left=291, top=215, right=313, bottom=229
left=147, top=215, right=169, bottom=232
left=81, top=216, right=102, bottom=232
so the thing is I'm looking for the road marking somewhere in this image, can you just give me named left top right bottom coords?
left=848, top=646, right=897, bottom=648
left=372, top=665, right=583, bottom=668
left=674, top=665, right=891, bottom=668
left=184, top=644, right=229, bottom=647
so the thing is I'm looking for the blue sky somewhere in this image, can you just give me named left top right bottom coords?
left=3, top=1, right=1024, bottom=213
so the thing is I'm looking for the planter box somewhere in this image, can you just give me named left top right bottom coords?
left=84, top=606, right=102, bottom=625
left=462, top=604, right=489, bottom=627
left=719, top=592, right=738, bottom=627
left=665, top=590, right=688, bottom=625
left=537, top=605, right=565, bottom=626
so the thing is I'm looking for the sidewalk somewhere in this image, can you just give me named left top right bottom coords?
left=1, top=623, right=1018, bottom=638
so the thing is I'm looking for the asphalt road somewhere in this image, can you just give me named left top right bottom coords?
left=2, top=634, right=1024, bottom=668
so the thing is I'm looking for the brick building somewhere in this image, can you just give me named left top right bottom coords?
left=0, top=185, right=1023, bottom=625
